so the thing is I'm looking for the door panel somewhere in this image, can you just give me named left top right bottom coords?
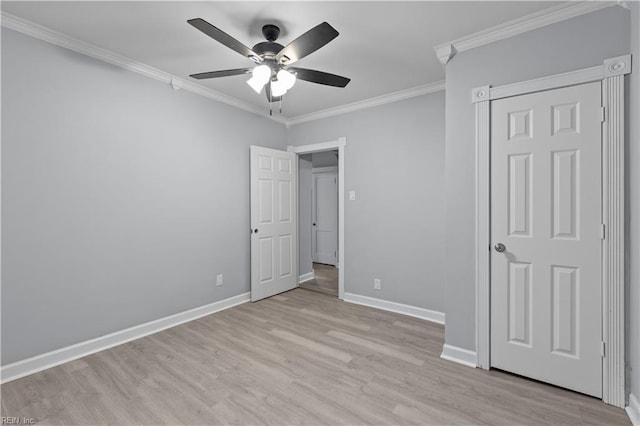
left=552, top=150, right=579, bottom=239
left=551, top=265, right=578, bottom=357
left=508, top=261, right=532, bottom=346
left=490, top=82, right=602, bottom=397
left=250, top=146, right=297, bottom=301
left=508, top=154, right=532, bottom=237
left=312, top=171, right=338, bottom=265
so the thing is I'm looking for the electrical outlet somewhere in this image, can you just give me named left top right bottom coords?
left=374, top=278, right=381, bottom=290
left=216, top=274, right=223, bottom=287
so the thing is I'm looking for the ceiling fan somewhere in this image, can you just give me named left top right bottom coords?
left=187, top=18, right=351, bottom=105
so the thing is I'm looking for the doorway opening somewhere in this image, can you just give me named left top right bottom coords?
left=289, top=138, right=346, bottom=299
left=298, top=151, right=338, bottom=297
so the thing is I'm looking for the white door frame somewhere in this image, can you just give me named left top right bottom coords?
left=473, top=54, right=631, bottom=408
left=288, top=138, right=346, bottom=300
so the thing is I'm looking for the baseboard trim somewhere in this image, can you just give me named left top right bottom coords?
left=1, top=292, right=250, bottom=384
left=440, top=344, right=478, bottom=368
left=343, top=292, right=445, bottom=325
left=627, top=393, right=640, bottom=426
left=298, top=271, right=315, bottom=283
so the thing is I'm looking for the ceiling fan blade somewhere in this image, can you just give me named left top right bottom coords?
left=190, top=68, right=252, bottom=79
left=275, top=22, right=339, bottom=65
left=288, top=67, right=350, bottom=88
left=188, top=18, right=262, bottom=62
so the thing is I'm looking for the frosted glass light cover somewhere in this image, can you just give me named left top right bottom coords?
left=271, top=79, right=287, bottom=97
left=252, top=65, right=271, bottom=84
left=247, top=76, right=265, bottom=94
left=277, top=70, right=296, bottom=90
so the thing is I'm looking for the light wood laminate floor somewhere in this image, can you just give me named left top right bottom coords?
left=1, top=289, right=629, bottom=425
left=298, top=263, right=338, bottom=297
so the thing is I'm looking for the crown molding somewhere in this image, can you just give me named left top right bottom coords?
left=1, top=11, right=444, bottom=127
left=1, top=12, right=288, bottom=125
left=285, top=80, right=445, bottom=127
left=434, top=1, right=616, bottom=65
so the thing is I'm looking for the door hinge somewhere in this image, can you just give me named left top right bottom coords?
left=334, top=251, right=337, bottom=258
left=600, top=107, right=606, bottom=123
left=601, top=341, right=606, bottom=357
left=601, top=223, right=606, bottom=240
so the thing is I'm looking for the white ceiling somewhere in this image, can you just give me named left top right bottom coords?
left=2, top=1, right=564, bottom=118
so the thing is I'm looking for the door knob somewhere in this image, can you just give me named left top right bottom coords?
left=254, top=229, right=258, bottom=234
left=313, top=223, right=316, bottom=226
left=494, top=243, right=506, bottom=253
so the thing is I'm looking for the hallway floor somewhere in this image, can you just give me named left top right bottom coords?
left=299, top=263, right=338, bottom=297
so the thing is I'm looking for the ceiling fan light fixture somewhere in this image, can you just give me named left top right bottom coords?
left=247, top=64, right=271, bottom=93
left=252, top=65, right=271, bottom=83
left=247, top=76, right=265, bottom=94
left=277, top=69, right=296, bottom=91
left=187, top=19, right=350, bottom=108
left=271, top=79, right=288, bottom=97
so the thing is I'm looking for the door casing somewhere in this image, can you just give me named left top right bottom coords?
left=473, top=54, right=631, bottom=407
left=288, top=138, right=346, bottom=299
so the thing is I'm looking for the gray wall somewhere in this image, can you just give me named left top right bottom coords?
left=288, top=92, right=446, bottom=313
left=629, top=0, right=640, bottom=403
left=312, top=151, right=338, bottom=168
left=444, top=6, right=631, bottom=351
left=298, top=154, right=313, bottom=277
left=1, top=28, right=286, bottom=364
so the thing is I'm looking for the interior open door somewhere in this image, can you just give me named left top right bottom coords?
left=250, top=146, right=298, bottom=301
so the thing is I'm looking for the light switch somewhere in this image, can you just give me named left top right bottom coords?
left=349, top=191, right=356, bottom=201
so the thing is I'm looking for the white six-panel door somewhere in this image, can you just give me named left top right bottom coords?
left=312, top=171, right=338, bottom=266
left=250, top=146, right=298, bottom=302
left=490, top=82, right=602, bottom=397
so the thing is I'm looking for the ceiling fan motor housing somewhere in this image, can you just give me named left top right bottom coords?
left=252, top=42, right=284, bottom=58
left=261, top=24, right=280, bottom=42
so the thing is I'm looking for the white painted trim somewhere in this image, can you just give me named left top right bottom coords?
left=479, top=55, right=632, bottom=102
left=601, top=73, right=626, bottom=408
left=473, top=55, right=630, bottom=408
left=627, top=393, right=640, bottom=426
left=337, top=141, right=345, bottom=298
left=436, top=44, right=456, bottom=66
left=0, top=12, right=287, bottom=125
left=312, top=166, right=338, bottom=174
left=0, top=292, right=250, bottom=384
left=286, top=81, right=445, bottom=126
left=440, top=344, right=478, bottom=368
left=474, top=87, right=491, bottom=371
left=434, top=1, right=615, bottom=64
left=289, top=137, right=346, bottom=300
left=288, top=138, right=346, bottom=154
left=343, top=293, right=445, bottom=325
left=298, top=271, right=315, bottom=284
